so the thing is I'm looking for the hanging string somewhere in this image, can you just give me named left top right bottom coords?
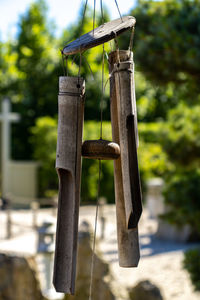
left=89, top=159, right=102, bottom=300
left=114, top=0, right=123, bottom=22
left=103, top=69, right=114, bottom=93
left=83, top=54, right=95, bottom=80
left=71, top=53, right=79, bottom=67
left=89, top=5, right=105, bottom=298
left=129, top=27, right=135, bottom=54
left=66, top=57, right=69, bottom=76
left=114, top=32, right=120, bottom=64
left=78, top=53, right=82, bottom=83
left=80, top=0, right=88, bottom=37
left=62, top=0, right=88, bottom=73
left=100, top=0, right=104, bottom=23
left=93, top=0, right=96, bottom=34
left=61, top=51, right=66, bottom=76
left=88, top=46, right=105, bottom=300
left=63, top=0, right=88, bottom=46
left=100, top=44, right=105, bottom=139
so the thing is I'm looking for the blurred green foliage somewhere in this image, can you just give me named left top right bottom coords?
left=162, top=169, right=200, bottom=237
left=7, top=0, right=59, bottom=159
left=3, top=0, right=198, bottom=288
left=161, top=103, right=200, bottom=166
left=60, top=5, right=111, bottom=121
left=30, top=119, right=115, bottom=201
left=138, top=140, right=172, bottom=181
left=30, top=118, right=168, bottom=202
left=132, top=0, right=200, bottom=92
left=158, top=103, right=200, bottom=236
left=30, top=116, right=58, bottom=197
left=135, top=72, right=179, bottom=122
left=183, top=248, right=200, bottom=291
left=0, top=0, right=111, bottom=160
left=129, top=0, right=200, bottom=242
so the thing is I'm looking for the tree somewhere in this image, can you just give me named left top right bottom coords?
left=9, top=0, right=60, bottom=159
left=2, top=1, right=113, bottom=159
left=132, top=0, right=200, bottom=90
left=117, top=0, right=200, bottom=121
left=30, top=116, right=58, bottom=196
left=128, top=1, right=200, bottom=245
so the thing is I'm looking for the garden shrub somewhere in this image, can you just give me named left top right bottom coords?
left=161, top=103, right=200, bottom=166
left=138, top=122, right=164, bottom=143
left=183, top=248, right=200, bottom=291
left=31, top=117, right=168, bottom=203
left=30, top=116, right=58, bottom=197
left=162, top=168, right=200, bottom=238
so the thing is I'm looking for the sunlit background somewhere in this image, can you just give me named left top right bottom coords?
left=0, top=0, right=136, bottom=41
left=0, top=0, right=200, bottom=300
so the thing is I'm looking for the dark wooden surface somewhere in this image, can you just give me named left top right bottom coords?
left=126, top=114, right=142, bottom=228
left=109, top=50, right=140, bottom=267
left=63, top=16, right=136, bottom=56
left=113, top=58, right=142, bottom=230
left=53, top=76, right=85, bottom=294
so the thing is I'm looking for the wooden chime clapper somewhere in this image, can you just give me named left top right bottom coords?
left=53, top=16, right=142, bottom=295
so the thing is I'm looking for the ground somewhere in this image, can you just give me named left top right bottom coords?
left=0, top=205, right=199, bottom=300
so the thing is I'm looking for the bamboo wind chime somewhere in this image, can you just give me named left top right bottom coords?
left=53, top=11, right=142, bottom=296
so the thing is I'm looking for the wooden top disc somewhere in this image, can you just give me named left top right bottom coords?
left=63, top=16, right=136, bottom=56
left=82, top=139, right=120, bottom=160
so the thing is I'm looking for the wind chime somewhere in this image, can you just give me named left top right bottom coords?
left=53, top=1, right=142, bottom=296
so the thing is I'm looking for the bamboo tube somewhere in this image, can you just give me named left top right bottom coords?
left=53, top=76, right=85, bottom=294
left=109, top=50, right=142, bottom=267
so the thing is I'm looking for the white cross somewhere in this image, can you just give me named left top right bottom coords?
left=0, top=98, right=20, bottom=197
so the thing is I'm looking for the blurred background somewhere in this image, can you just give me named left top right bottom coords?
left=0, top=0, right=200, bottom=299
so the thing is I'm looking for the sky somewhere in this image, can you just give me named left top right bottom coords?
left=0, top=0, right=136, bottom=41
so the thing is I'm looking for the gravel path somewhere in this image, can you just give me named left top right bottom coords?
left=80, top=205, right=200, bottom=300
left=0, top=205, right=200, bottom=300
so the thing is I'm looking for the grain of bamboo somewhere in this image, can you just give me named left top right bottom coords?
left=109, top=50, right=142, bottom=267
left=53, top=76, right=85, bottom=294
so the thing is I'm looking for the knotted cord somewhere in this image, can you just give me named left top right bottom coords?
left=89, top=159, right=102, bottom=300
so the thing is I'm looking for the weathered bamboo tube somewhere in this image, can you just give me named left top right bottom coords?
left=113, top=52, right=142, bottom=228
left=109, top=50, right=142, bottom=267
left=53, top=76, right=85, bottom=294
left=82, top=139, right=120, bottom=160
